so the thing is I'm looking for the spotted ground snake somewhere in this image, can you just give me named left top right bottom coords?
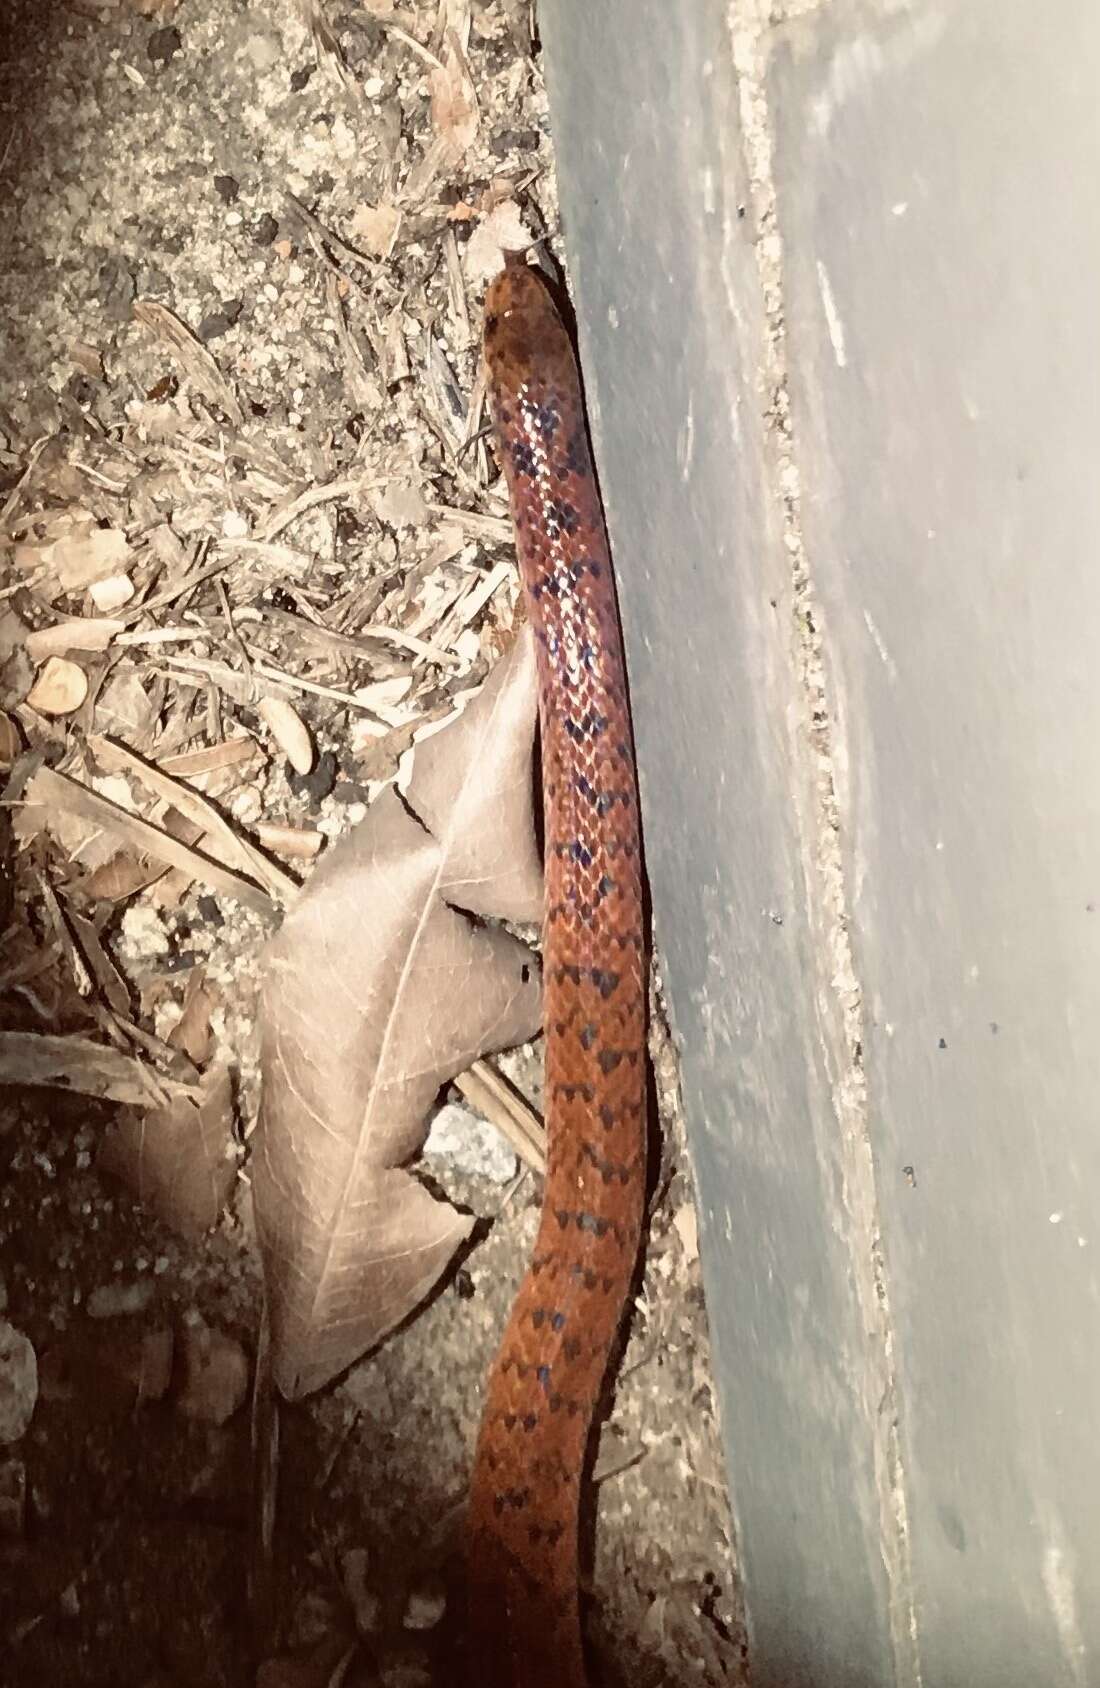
left=466, top=257, right=647, bottom=1688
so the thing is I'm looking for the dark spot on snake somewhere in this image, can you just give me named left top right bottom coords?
left=530, top=402, right=559, bottom=440
left=597, top=874, right=617, bottom=898
left=579, top=1022, right=598, bottom=1050
left=548, top=499, right=579, bottom=535
left=569, top=840, right=593, bottom=868
left=575, top=1212, right=598, bottom=1234
left=564, top=432, right=588, bottom=473
left=563, top=1336, right=582, bottom=1361
left=590, top=967, right=621, bottom=999
left=511, top=439, right=539, bottom=476
left=523, top=1413, right=538, bottom=1432
left=550, top=1310, right=566, bottom=1331
left=531, top=1308, right=546, bottom=1329
left=536, top=1364, right=552, bottom=1393
left=598, top=1048, right=623, bottom=1076
left=599, top=1103, right=616, bottom=1128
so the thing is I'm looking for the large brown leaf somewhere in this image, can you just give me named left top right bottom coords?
left=255, top=630, right=543, bottom=1399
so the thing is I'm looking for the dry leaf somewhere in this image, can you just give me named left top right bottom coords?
left=255, top=630, right=543, bottom=1398
left=464, top=199, right=532, bottom=288
left=169, top=967, right=216, bottom=1066
left=0, top=1031, right=189, bottom=1107
left=69, top=339, right=106, bottom=379
left=89, top=735, right=298, bottom=905
left=257, top=696, right=314, bottom=775
left=133, top=299, right=245, bottom=425
left=25, top=656, right=88, bottom=716
left=95, top=671, right=158, bottom=742
left=22, top=764, right=276, bottom=910
left=98, top=1062, right=237, bottom=1235
left=77, top=834, right=192, bottom=903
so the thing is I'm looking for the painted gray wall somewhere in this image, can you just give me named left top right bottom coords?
left=539, top=2, right=1100, bottom=1684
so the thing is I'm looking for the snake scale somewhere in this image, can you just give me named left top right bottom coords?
left=466, top=256, right=647, bottom=1688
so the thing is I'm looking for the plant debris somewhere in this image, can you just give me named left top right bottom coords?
left=0, top=0, right=741, bottom=1683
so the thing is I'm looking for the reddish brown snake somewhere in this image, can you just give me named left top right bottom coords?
left=466, top=256, right=647, bottom=1687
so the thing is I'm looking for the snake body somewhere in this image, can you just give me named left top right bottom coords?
left=466, top=258, right=647, bottom=1688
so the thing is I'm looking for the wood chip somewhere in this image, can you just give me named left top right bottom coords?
left=25, top=655, right=89, bottom=715
left=10, top=510, right=131, bottom=592
left=89, top=574, right=135, bottom=612
left=0, top=712, right=20, bottom=768
left=257, top=697, right=314, bottom=775
left=24, top=618, right=123, bottom=662
left=349, top=202, right=402, bottom=259
left=255, top=823, right=323, bottom=861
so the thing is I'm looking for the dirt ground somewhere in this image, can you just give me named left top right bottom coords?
left=0, top=2, right=745, bottom=1684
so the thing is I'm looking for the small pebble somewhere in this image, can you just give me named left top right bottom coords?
left=425, top=1103, right=517, bottom=1184
left=87, top=1280, right=155, bottom=1319
left=0, top=1321, right=38, bottom=1443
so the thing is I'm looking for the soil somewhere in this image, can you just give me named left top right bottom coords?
left=0, top=3, right=745, bottom=1684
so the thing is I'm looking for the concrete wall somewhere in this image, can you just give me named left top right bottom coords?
left=539, top=3, right=1100, bottom=1684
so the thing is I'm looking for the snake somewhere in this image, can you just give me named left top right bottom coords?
left=465, top=255, right=648, bottom=1688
